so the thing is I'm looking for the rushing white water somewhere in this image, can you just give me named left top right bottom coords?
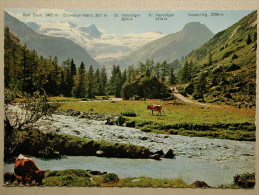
left=5, top=113, right=255, bottom=187
left=36, top=114, right=255, bottom=162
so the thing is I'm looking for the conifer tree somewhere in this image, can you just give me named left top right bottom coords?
left=193, top=72, right=207, bottom=100
left=44, top=56, right=57, bottom=95
left=52, top=56, right=61, bottom=95
left=169, top=59, right=180, bottom=71
left=109, top=65, right=118, bottom=94
left=87, top=65, right=95, bottom=98
left=21, top=44, right=31, bottom=95
left=169, top=68, right=177, bottom=86
left=154, top=63, right=161, bottom=80
left=70, top=59, right=77, bottom=76
left=66, top=59, right=77, bottom=96
left=73, top=62, right=87, bottom=98
left=94, top=69, right=102, bottom=96
left=108, top=65, right=123, bottom=97
left=139, top=59, right=154, bottom=77
left=127, top=65, right=136, bottom=83
left=187, top=60, right=194, bottom=82
left=114, top=67, right=122, bottom=98
left=160, top=60, right=170, bottom=82
left=100, top=66, right=108, bottom=95
left=29, top=50, right=39, bottom=93
left=59, top=58, right=70, bottom=96
left=208, top=53, right=212, bottom=66
left=36, top=56, right=48, bottom=94
left=11, top=47, right=18, bottom=87
left=179, top=60, right=195, bottom=83
left=121, top=69, right=127, bottom=84
left=180, top=61, right=189, bottom=83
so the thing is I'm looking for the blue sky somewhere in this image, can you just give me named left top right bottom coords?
left=6, top=9, right=254, bottom=35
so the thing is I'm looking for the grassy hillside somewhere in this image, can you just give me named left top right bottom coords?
left=183, top=11, right=257, bottom=105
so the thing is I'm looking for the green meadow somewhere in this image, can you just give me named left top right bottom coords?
left=57, top=99, right=255, bottom=141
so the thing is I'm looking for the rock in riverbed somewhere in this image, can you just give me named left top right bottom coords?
left=154, top=150, right=164, bottom=156
left=55, top=109, right=119, bottom=122
left=163, top=149, right=175, bottom=158
left=96, top=150, right=104, bottom=157
left=190, top=180, right=210, bottom=188
left=86, top=170, right=107, bottom=175
left=150, top=154, right=161, bottom=160
left=38, top=147, right=60, bottom=158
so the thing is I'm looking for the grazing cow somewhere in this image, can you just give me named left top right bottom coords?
left=147, top=105, right=163, bottom=115
left=14, top=154, right=45, bottom=185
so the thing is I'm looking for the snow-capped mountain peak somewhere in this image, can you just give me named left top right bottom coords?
left=26, top=21, right=165, bottom=66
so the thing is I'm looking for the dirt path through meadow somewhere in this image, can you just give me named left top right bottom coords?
left=171, top=87, right=221, bottom=108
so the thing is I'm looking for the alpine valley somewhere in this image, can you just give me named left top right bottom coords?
left=3, top=10, right=256, bottom=189
left=26, top=21, right=165, bottom=68
left=24, top=17, right=214, bottom=71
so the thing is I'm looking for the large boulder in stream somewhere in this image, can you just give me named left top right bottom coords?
left=38, top=147, right=60, bottom=158
left=190, top=180, right=210, bottom=188
left=150, top=154, right=161, bottom=160
left=154, top=150, right=164, bottom=156
left=68, top=109, right=81, bottom=116
left=86, top=170, right=107, bottom=175
left=96, top=150, right=104, bottom=157
left=163, top=149, right=175, bottom=158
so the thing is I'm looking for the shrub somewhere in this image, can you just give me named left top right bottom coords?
left=5, top=91, right=60, bottom=131
left=212, top=64, right=224, bottom=74
left=169, top=130, right=178, bottom=135
left=121, top=111, right=137, bottom=117
left=233, top=172, right=255, bottom=188
left=226, top=63, right=240, bottom=72
left=43, top=169, right=93, bottom=187
left=246, top=33, right=252, bottom=45
left=103, top=173, right=119, bottom=183
left=185, top=83, right=195, bottom=95
left=192, top=90, right=203, bottom=100
left=126, top=121, right=136, bottom=127
left=141, top=128, right=151, bottom=132
left=197, top=99, right=206, bottom=103
left=115, top=116, right=126, bottom=126
left=4, top=88, right=15, bottom=104
left=179, top=90, right=187, bottom=97
left=232, top=54, right=238, bottom=59
left=222, top=51, right=233, bottom=59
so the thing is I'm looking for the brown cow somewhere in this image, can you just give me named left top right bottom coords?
left=147, top=105, right=163, bottom=115
left=14, top=154, right=45, bottom=185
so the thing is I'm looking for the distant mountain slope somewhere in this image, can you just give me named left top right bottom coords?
left=118, top=22, right=214, bottom=69
left=26, top=21, right=164, bottom=67
left=4, top=12, right=100, bottom=69
left=184, top=11, right=257, bottom=104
